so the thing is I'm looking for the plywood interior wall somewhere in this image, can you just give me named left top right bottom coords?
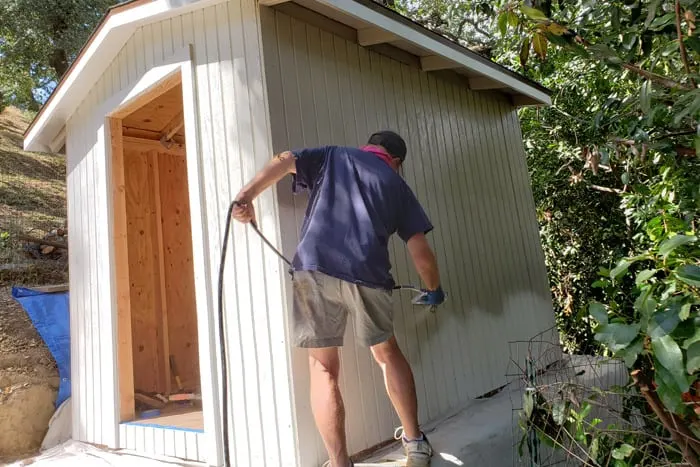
left=124, top=147, right=168, bottom=394
left=122, top=143, right=200, bottom=397
left=159, top=153, right=199, bottom=391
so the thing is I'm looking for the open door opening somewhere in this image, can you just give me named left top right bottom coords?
left=111, top=76, right=203, bottom=432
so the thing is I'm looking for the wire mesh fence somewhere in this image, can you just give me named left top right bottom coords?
left=0, top=107, right=68, bottom=286
left=507, top=327, right=694, bottom=466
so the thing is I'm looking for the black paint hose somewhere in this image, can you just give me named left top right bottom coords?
left=216, top=201, right=430, bottom=465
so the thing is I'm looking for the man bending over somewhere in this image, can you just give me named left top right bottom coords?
left=232, top=131, right=446, bottom=467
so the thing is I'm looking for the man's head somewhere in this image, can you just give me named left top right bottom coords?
left=367, top=130, right=407, bottom=171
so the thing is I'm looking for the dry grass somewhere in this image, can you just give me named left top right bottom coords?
left=0, top=107, right=67, bottom=284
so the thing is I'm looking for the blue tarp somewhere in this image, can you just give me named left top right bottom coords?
left=12, top=287, right=70, bottom=407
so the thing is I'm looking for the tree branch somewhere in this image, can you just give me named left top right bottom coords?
left=18, top=234, right=68, bottom=250
left=676, top=146, right=697, bottom=157
left=588, top=184, right=624, bottom=194
left=621, top=63, right=692, bottom=90
left=632, top=370, right=700, bottom=467
left=412, top=16, right=492, bottom=50
left=461, top=17, right=493, bottom=39
left=655, top=129, right=697, bottom=139
left=563, top=24, right=692, bottom=90
left=676, top=0, right=696, bottom=87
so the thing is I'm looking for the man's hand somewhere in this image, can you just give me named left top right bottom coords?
left=230, top=151, right=296, bottom=225
left=413, top=286, right=446, bottom=306
left=232, top=199, right=256, bottom=225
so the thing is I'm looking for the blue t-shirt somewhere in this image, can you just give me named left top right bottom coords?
left=291, top=145, right=433, bottom=290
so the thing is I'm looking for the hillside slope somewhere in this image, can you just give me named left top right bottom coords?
left=0, top=107, right=67, bottom=284
left=0, top=107, right=65, bottom=462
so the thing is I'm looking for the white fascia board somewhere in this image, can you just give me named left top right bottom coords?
left=316, top=0, right=552, bottom=106
left=24, top=0, right=226, bottom=152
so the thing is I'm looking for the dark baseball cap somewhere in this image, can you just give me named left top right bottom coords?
left=367, top=130, right=407, bottom=161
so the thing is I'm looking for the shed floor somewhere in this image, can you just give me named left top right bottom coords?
left=131, top=408, right=203, bottom=432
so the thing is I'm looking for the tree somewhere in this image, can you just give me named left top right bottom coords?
left=497, top=0, right=700, bottom=462
left=0, top=0, right=121, bottom=110
left=393, top=1, right=498, bottom=53
left=385, top=0, right=700, bottom=460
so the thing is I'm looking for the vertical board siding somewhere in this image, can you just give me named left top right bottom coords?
left=66, top=85, right=115, bottom=447
left=119, top=424, right=207, bottom=462
left=261, top=8, right=554, bottom=464
left=67, top=1, right=296, bottom=465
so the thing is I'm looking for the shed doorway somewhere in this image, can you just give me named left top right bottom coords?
left=109, top=75, right=203, bottom=434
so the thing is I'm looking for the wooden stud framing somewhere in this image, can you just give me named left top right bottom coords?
left=159, top=110, right=185, bottom=141
left=110, top=117, right=135, bottom=422
left=151, top=150, right=172, bottom=396
left=123, top=136, right=186, bottom=156
left=123, top=127, right=185, bottom=144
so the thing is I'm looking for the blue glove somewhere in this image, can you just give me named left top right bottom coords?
left=412, top=286, right=446, bottom=306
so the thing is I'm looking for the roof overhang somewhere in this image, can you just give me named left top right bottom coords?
left=24, top=0, right=551, bottom=153
left=272, top=0, right=552, bottom=105
left=23, top=0, right=227, bottom=153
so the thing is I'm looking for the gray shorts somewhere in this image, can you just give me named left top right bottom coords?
left=292, top=270, right=394, bottom=348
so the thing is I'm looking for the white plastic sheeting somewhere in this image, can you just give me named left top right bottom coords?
left=41, top=398, right=72, bottom=451
left=7, top=441, right=201, bottom=467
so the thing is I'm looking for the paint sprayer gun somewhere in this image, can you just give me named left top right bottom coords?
left=394, top=285, right=447, bottom=314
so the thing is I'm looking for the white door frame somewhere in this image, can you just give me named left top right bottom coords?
left=105, top=44, right=223, bottom=466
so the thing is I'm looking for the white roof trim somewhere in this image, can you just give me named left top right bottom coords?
left=24, top=0, right=226, bottom=152
left=317, top=0, right=552, bottom=106
left=25, top=0, right=550, bottom=152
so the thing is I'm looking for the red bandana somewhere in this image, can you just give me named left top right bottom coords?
left=361, top=145, right=394, bottom=167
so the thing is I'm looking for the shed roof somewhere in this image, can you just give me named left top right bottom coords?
left=23, top=0, right=551, bottom=152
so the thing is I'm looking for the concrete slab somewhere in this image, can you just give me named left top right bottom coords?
left=358, top=383, right=521, bottom=467
left=357, top=354, right=628, bottom=467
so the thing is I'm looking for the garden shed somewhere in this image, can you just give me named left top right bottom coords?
left=23, top=0, right=555, bottom=465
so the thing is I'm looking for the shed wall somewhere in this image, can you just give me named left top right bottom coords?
left=261, top=7, right=554, bottom=464
left=118, top=424, right=207, bottom=463
left=66, top=1, right=296, bottom=465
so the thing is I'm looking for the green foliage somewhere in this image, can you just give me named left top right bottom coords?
left=0, top=0, right=122, bottom=109
left=519, top=386, right=688, bottom=466
left=504, top=0, right=700, bottom=456
left=389, top=0, right=700, bottom=462
left=0, top=231, right=10, bottom=250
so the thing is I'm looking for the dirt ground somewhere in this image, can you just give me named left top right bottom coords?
left=0, top=286, right=59, bottom=463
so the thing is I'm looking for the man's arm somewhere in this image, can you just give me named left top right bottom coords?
left=233, top=151, right=296, bottom=223
left=236, top=151, right=296, bottom=201
left=406, top=233, right=440, bottom=291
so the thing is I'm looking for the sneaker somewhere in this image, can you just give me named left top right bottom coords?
left=394, top=427, right=433, bottom=467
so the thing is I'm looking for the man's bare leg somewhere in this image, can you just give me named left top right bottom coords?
left=370, top=336, right=421, bottom=439
left=309, top=347, right=351, bottom=467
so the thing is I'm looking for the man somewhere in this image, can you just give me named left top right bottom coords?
left=232, top=131, right=446, bottom=467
